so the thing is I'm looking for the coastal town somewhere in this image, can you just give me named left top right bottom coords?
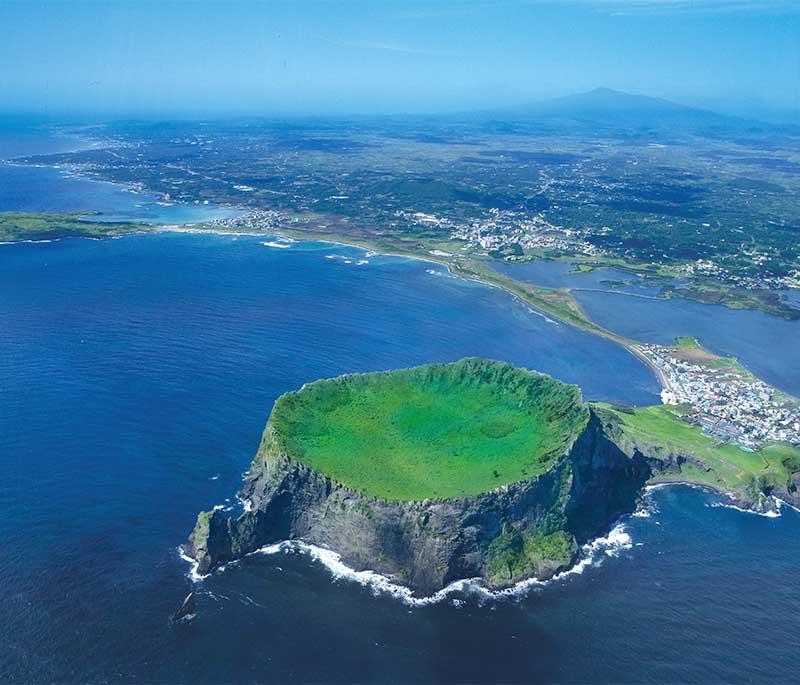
left=204, top=206, right=602, bottom=260
left=638, top=342, right=800, bottom=449
left=206, top=208, right=291, bottom=233
left=678, top=256, right=800, bottom=291
left=237, top=207, right=795, bottom=301
left=399, top=208, right=602, bottom=258
left=401, top=209, right=800, bottom=293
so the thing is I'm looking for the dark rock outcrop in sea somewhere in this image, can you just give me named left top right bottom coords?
left=172, top=592, right=196, bottom=622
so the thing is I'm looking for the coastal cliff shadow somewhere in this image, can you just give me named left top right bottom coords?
left=566, top=411, right=651, bottom=542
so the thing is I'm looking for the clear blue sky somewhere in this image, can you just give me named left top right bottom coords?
left=2, top=0, right=798, bottom=117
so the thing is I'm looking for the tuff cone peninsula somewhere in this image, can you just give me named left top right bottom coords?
left=184, top=359, right=800, bottom=594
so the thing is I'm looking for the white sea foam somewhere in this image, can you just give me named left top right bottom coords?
left=429, top=264, right=558, bottom=320
left=589, top=523, right=633, bottom=558
left=710, top=502, right=780, bottom=518
left=645, top=481, right=787, bottom=519
left=710, top=496, right=782, bottom=518
left=179, top=521, right=635, bottom=601
left=425, top=268, right=457, bottom=280
left=261, top=240, right=293, bottom=249
left=249, top=523, right=634, bottom=606
left=632, top=491, right=661, bottom=518
left=158, top=227, right=258, bottom=237
left=255, top=541, right=481, bottom=606
left=0, top=238, right=59, bottom=245
left=323, top=253, right=365, bottom=266
left=178, top=546, right=210, bottom=582
left=645, top=481, right=710, bottom=494
left=524, top=306, right=558, bottom=325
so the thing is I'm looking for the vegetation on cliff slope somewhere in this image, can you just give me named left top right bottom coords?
left=266, top=358, right=589, bottom=500
left=485, top=528, right=577, bottom=584
left=595, top=403, right=800, bottom=497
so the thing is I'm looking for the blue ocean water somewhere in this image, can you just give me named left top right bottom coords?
left=1, top=233, right=799, bottom=683
left=0, top=122, right=95, bottom=158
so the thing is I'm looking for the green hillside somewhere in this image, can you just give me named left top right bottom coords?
left=595, top=403, right=800, bottom=497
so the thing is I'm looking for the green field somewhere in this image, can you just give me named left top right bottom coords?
left=674, top=336, right=701, bottom=349
left=595, top=403, right=800, bottom=496
left=265, top=358, right=589, bottom=501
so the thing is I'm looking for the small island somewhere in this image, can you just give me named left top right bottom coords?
left=184, top=359, right=800, bottom=594
left=0, top=211, right=147, bottom=242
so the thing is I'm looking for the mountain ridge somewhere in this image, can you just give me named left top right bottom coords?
left=498, top=86, right=750, bottom=129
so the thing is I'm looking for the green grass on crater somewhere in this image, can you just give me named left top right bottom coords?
left=266, top=358, right=589, bottom=501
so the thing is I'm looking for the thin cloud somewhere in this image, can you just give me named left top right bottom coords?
left=323, top=38, right=461, bottom=57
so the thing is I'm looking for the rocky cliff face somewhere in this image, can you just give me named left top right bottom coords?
left=183, top=410, right=651, bottom=594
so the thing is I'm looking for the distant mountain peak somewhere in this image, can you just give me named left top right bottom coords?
left=478, top=87, right=763, bottom=133
left=550, top=87, right=689, bottom=112
left=499, top=87, right=743, bottom=130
